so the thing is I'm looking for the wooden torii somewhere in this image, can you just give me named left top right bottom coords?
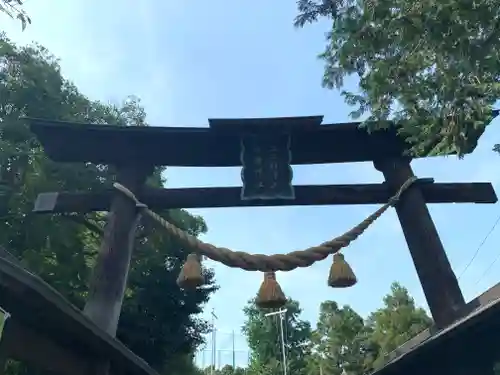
left=28, top=115, right=497, bottom=341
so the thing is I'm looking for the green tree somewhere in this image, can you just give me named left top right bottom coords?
left=218, top=364, right=247, bottom=375
left=219, top=365, right=235, bottom=375
left=1, top=0, right=30, bottom=30
left=233, top=366, right=247, bottom=375
left=0, top=32, right=216, bottom=372
left=295, top=0, right=499, bottom=157
left=202, top=365, right=247, bottom=375
left=242, top=299, right=311, bottom=375
left=166, top=354, right=205, bottom=375
left=366, top=282, right=432, bottom=369
left=307, top=301, right=370, bottom=375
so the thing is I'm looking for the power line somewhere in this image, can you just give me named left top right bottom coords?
left=474, top=245, right=500, bottom=288
left=196, top=328, right=249, bottom=369
left=458, top=212, right=500, bottom=280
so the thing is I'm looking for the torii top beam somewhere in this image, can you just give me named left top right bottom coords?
left=27, top=115, right=489, bottom=167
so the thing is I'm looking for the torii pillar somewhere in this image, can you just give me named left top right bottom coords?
left=375, top=158, right=465, bottom=328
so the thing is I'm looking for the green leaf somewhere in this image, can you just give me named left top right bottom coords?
left=295, top=0, right=500, bottom=156
left=0, top=34, right=217, bottom=372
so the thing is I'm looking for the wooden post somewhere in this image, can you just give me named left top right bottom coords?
left=83, top=165, right=152, bottom=337
left=374, top=158, right=465, bottom=328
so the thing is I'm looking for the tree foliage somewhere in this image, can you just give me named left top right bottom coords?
left=307, top=301, right=371, bottom=375
left=306, top=283, right=432, bottom=374
left=238, top=283, right=432, bottom=375
left=366, top=282, right=432, bottom=368
left=295, top=0, right=500, bottom=157
left=0, top=32, right=216, bottom=373
left=0, top=0, right=30, bottom=30
left=201, top=365, right=247, bottom=375
left=243, top=298, right=311, bottom=375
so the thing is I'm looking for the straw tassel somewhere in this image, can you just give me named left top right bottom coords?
left=327, top=253, right=357, bottom=288
left=255, top=272, right=287, bottom=309
left=177, top=253, right=204, bottom=289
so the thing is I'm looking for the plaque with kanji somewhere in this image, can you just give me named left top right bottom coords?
left=240, top=133, right=294, bottom=200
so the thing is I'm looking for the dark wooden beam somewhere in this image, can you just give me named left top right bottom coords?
left=375, top=159, right=466, bottom=328
left=83, top=166, right=151, bottom=337
left=27, top=118, right=407, bottom=166
left=3, top=318, right=92, bottom=375
left=25, top=112, right=500, bottom=166
left=33, top=181, right=497, bottom=214
left=0, top=257, right=159, bottom=375
left=208, top=116, right=323, bottom=132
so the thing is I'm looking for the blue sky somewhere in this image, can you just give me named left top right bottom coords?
left=3, top=0, right=500, bottom=368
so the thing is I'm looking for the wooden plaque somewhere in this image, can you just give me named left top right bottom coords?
left=240, top=133, right=294, bottom=200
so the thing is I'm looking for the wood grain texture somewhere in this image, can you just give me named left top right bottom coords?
left=33, top=181, right=497, bottom=214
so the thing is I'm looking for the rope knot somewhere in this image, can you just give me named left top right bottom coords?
left=113, top=183, right=149, bottom=210
left=388, top=176, right=418, bottom=206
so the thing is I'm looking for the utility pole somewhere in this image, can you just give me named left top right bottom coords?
left=264, top=309, right=288, bottom=375
left=211, top=309, right=218, bottom=375
left=232, top=330, right=236, bottom=369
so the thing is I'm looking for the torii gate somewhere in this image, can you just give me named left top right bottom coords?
left=28, top=115, right=497, bottom=341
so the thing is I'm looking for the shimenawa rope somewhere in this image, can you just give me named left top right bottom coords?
left=113, top=177, right=417, bottom=272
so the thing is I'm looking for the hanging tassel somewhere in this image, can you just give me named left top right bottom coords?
left=327, top=253, right=357, bottom=288
left=255, top=272, right=287, bottom=309
left=177, top=253, right=204, bottom=289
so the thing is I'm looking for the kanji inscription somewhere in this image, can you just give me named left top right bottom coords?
left=240, top=133, right=294, bottom=200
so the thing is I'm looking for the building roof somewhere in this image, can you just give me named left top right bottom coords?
left=0, top=256, right=159, bottom=375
